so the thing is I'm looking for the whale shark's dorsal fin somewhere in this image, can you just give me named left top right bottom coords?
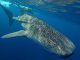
left=1, top=30, right=25, bottom=39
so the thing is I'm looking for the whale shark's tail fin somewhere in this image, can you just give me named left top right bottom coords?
left=1, top=30, right=25, bottom=39
left=0, top=3, right=13, bottom=25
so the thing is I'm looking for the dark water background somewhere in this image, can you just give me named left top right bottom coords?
left=0, top=3, right=80, bottom=60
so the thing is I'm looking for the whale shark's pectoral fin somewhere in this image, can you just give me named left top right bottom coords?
left=1, top=30, right=26, bottom=39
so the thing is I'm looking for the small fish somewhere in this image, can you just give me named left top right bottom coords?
left=18, top=5, right=32, bottom=14
left=1, top=14, right=75, bottom=57
left=4, top=0, right=79, bottom=13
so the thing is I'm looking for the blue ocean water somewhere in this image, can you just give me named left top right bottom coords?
left=0, top=2, right=80, bottom=60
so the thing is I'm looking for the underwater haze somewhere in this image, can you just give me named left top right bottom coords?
left=0, top=0, right=80, bottom=60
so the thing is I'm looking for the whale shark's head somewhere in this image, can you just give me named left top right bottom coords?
left=13, top=14, right=34, bottom=23
left=13, top=14, right=37, bottom=31
left=13, top=14, right=38, bottom=30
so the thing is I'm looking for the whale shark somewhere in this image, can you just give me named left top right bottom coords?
left=1, top=14, right=75, bottom=57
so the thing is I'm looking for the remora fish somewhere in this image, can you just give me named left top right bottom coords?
left=1, top=14, right=75, bottom=57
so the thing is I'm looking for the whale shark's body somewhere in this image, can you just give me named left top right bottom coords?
left=1, top=14, right=75, bottom=57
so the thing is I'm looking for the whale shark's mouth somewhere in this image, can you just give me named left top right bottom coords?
left=13, top=14, right=34, bottom=23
